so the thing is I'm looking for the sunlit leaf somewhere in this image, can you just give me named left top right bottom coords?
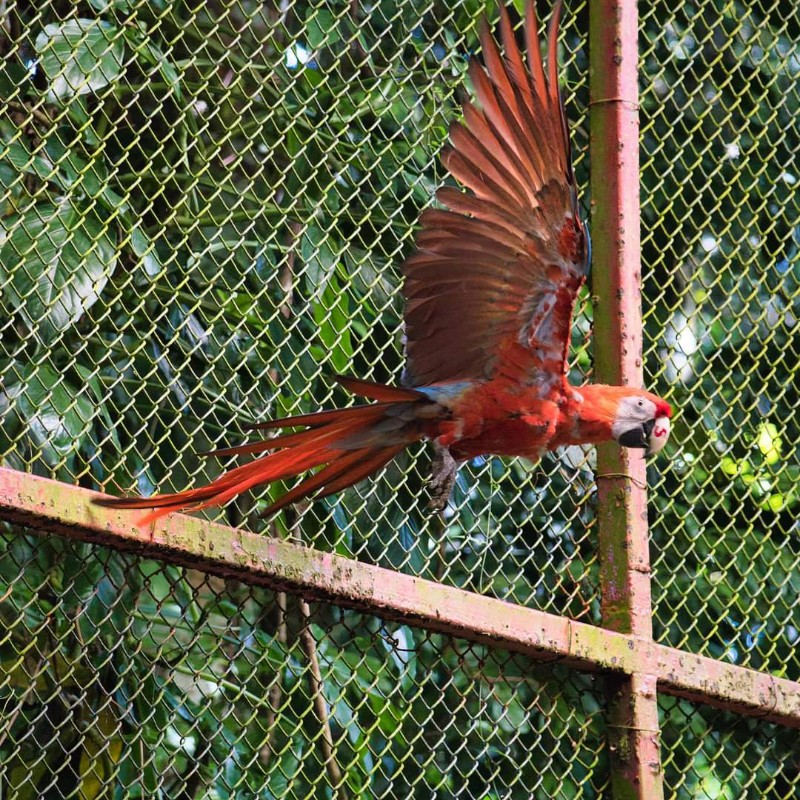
left=304, top=9, right=341, bottom=49
left=0, top=199, right=117, bottom=342
left=35, top=19, right=125, bottom=101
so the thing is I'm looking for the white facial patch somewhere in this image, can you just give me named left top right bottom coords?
left=611, top=396, right=671, bottom=455
left=610, top=396, right=658, bottom=441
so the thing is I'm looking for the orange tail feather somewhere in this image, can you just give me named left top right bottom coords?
left=94, top=389, right=431, bottom=527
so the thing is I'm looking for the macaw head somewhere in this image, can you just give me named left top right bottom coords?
left=611, top=392, right=672, bottom=456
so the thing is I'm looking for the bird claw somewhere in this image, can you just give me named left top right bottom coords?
left=428, top=443, right=458, bottom=513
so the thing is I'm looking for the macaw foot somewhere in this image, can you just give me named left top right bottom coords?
left=428, top=443, right=459, bottom=512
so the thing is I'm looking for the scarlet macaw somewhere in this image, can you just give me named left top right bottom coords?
left=96, top=0, right=672, bottom=526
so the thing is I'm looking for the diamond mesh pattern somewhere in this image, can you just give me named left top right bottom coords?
left=0, top=0, right=597, bottom=615
left=640, top=0, right=800, bottom=679
left=660, top=696, right=800, bottom=798
left=0, top=531, right=609, bottom=798
left=1, top=0, right=798, bottom=796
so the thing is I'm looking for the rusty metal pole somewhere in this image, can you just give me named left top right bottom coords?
left=589, top=0, right=665, bottom=796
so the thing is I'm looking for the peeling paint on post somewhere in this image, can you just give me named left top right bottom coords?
left=589, top=0, right=665, bottom=797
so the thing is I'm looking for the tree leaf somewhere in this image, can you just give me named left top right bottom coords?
left=0, top=137, right=55, bottom=183
left=130, top=223, right=162, bottom=277
left=0, top=362, right=96, bottom=466
left=88, top=0, right=137, bottom=12
left=132, top=37, right=183, bottom=100
left=313, top=276, right=353, bottom=373
left=35, top=19, right=125, bottom=102
left=304, top=9, right=341, bottom=50
left=0, top=199, right=117, bottom=342
left=301, top=223, right=338, bottom=296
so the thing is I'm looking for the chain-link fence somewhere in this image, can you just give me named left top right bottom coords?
left=640, top=1, right=800, bottom=681
left=1, top=0, right=798, bottom=797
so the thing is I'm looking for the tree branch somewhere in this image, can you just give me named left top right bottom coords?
left=298, top=597, right=347, bottom=798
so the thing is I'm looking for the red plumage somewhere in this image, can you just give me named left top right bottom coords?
left=94, top=1, right=672, bottom=527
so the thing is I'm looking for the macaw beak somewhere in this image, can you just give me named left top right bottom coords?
left=617, top=416, right=671, bottom=456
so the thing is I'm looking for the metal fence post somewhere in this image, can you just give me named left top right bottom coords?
left=590, top=0, right=665, bottom=796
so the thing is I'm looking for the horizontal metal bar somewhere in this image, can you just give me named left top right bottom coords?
left=0, top=468, right=636, bottom=672
left=1, top=467, right=798, bottom=728
left=654, top=644, right=800, bottom=724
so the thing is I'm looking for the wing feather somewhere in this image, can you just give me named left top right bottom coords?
left=402, top=0, right=587, bottom=389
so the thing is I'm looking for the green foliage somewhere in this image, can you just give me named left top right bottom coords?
left=641, top=0, right=800, bottom=689
left=35, top=20, right=125, bottom=102
left=1, top=200, right=117, bottom=341
left=0, top=0, right=798, bottom=796
left=0, top=532, right=612, bottom=798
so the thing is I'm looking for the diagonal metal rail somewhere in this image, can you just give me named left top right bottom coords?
left=1, top=468, right=798, bottom=731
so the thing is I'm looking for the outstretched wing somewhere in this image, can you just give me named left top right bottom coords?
left=402, top=0, right=588, bottom=389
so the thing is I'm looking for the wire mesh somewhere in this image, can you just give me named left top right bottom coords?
left=640, top=0, right=800, bottom=681
left=660, top=696, right=800, bottom=798
left=0, top=0, right=798, bottom=796
left=0, top=530, right=610, bottom=798
left=0, top=0, right=598, bottom=616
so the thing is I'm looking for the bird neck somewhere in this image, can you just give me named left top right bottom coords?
left=554, top=383, right=625, bottom=447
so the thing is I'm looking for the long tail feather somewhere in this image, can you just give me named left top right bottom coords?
left=243, top=378, right=422, bottom=433
left=259, top=443, right=407, bottom=519
left=246, top=405, right=375, bottom=431
left=94, top=385, right=432, bottom=527
left=201, top=418, right=359, bottom=458
left=314, top=444, right=407, bottom=501
left=333, top=375, right=424, bottom=402
left=260, top=449, right=370, bottom=517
